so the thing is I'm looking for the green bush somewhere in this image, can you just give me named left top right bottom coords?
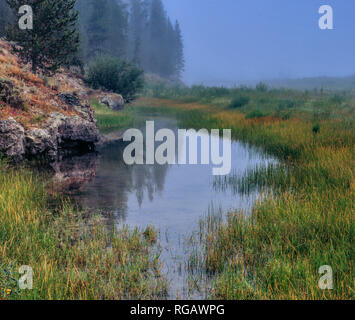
left=85, top=56, right=144, bottom=102
left=278, top=99, right=296, bottom=110
left=228, top=95, right=250, bottom=109
left=330, top=94, right=345, bottom=105
left=245, top=110, right=267, bottom=119
left=312, top=123, right=320, bottom=134
left=256, top=82, right=268, bottom=92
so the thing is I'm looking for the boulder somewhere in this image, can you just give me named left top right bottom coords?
left=99, top=93, right=124, bottom=110
left=57, top=115, right=99, bottom=146
left=44, top=112, right=99, bottom=154
left=25, top=128, right=55, bottom=156
left=0, top=117, right=25, bottom=159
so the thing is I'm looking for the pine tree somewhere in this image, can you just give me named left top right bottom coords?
left=129, top=0, right=145, bottom=66
left=162, top=18, right=175, bottom=78
left=86, top=0, right=109, bottom=59
left=84, top=0, right=128, bottom=61
left=132, top=35, right=141, bottom=66
left=106, top=0, right=128, bottom=60
left=74, top=0, right=184, bottom=80
left=75, top=0, right=90, bottom=59
left=6, top=0, right=79, bottom=74
left=148, top=0, right=167, bottom=75
left=0, top=0, right=13, bottom=37
left=173, top=20, right=184, bottom=80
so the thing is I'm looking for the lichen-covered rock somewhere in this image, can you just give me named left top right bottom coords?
left=40, top=112, right=99, bottom=156
left=99, top=93, right=124, bottom=110
left=57, top=115, right=99, bottom=146
left=0, top=117, right=25, bottom=159
left=25, top=128, right=56, bottom=156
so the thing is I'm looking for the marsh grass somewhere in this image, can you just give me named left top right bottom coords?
left=195, top=190, right=353, bottom=300
left=91, top=99, right=135, bottom=133
left=213, top=164, right=289, bottom=195
left=144, top=84, right=355, bottom=120
left=132, top=90, right=354, bottom=300
left=0, top=160, right=167, bottom=300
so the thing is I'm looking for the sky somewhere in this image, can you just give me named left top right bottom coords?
left=162, top=0, right=355, bottom=85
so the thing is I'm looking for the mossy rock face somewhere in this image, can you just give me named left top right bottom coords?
left=0, top=78, right=24, bottom=109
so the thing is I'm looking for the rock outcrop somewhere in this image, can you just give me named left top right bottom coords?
left=0, top=101, right=99, bottom=161
left=0, top=40, right=100, bottom=161
left=0, top=117, right=25, bottom=160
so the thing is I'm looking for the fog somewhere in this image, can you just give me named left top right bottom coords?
left=163, top=0, right=355, bottom=86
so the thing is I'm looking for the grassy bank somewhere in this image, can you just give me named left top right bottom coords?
left=91, top=99, right=135, bottom=133
left=132, top=87, right=354, bottom=300
left=0, top=161, right=167, bottom=300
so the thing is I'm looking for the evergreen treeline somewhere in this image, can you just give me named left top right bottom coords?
left=0, top=0, right=184, bottom=80
left=0, top=0, right=13, bottom=36
left=76, top=0, right=184, bottom=80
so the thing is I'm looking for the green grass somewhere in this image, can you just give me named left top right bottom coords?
left=143, top=82, right=355, bottom=121
left=0, top=160, right=167, bottom=300
left=91, top=99, right=135, bottom=133
left=132, top=87, right=354, bottom=300
left=194, top=188, right=353, bottom=299
left=245, top=110, right=269, bottom=119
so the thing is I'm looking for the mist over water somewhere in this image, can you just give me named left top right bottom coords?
left=162, top=0, right=355, bottom=85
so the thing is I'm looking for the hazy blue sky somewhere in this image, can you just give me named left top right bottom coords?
left=162, top=0, right=355, bottom=85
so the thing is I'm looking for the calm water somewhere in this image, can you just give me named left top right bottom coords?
left=54, top=114, right=277, bottom=299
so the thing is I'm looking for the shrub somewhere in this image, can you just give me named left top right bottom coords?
left=228, top=95, right=250, bottom=109
left=330, top=94, right=345, bottom=105
left=256, top=82, right=268, bottom=92
left=116, top=61, right=145, bottom=102
left=281, top=111, right=292, bottom=120
left=245, top=110, right=267, bottom=119
left=278, top=99, right=296, bottom=110
left=85, top=56, right=120, bottom=91
left=0, top=78, right=24, bottom=109
left=85, top=56, right=144, bottom=102
left=258, top=96, right=270, bottom=104
left=275, top=108, right=292, bottom=120
left=312, top=123, right=320, bottom=134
